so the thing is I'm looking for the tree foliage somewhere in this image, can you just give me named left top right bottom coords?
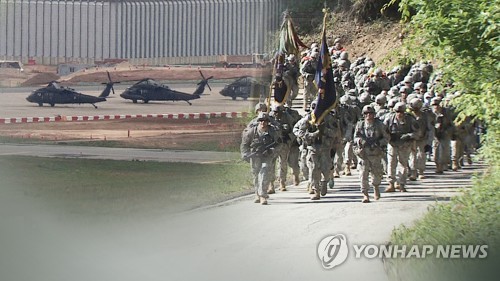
left=393, top=0, right=499, bottom=165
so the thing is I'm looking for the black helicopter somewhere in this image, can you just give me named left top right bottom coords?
left=120, top=71, right=213, bottom=105
left=26, top=71, right=116, bottom=108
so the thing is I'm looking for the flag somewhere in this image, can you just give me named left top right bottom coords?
left=277, top=13, right=308, bottom=59
left=311, top=10, right=337, bottom=125
left=271, top=12, right=308, bottom=106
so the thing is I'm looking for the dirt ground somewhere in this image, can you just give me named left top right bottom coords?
left=0, top=118, right=247, bottom=150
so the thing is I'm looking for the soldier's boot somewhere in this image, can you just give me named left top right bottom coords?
left=307, top=182, right=315, bottom=194
left=254, top=196, right=261, bottom=203
left=267, top=182, right=276, bottom=194
left=452, top=160, right=459, bottom=171
left=361, top=191, right=370, bottom=203
left=397, top=183, right=407, bottom=192
left=385, top=182, right=396, bottom=193
left=328, top=179, right=335, bottom=189
left=374, top=186, right=381, bottom=200
left=294, top=174, right=300, bottom=186
left=310, top=189, right=321, bottom=200
left=260, top=197, right=268, bottom=205
left=333, top=170, right=340, bottom=178
left=344, top=166, right=352, bottom=176
left=409, top=170, right=417, bottom=181
left=435, top=164, right=444, bottom=174
left=320, top=181, right=328, bottom=196
left=279, top=181, right=287, bottom=192
left=466, top=155, right=473, bottom=165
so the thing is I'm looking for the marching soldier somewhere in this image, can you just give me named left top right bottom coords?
left=384, top=102, right=420, bottom=192
left=284, top=105, right=303, bottom=185
left=431, top=97, right=454, bottom=173
left=354, top=105, right=390, bottom=202
left=283, top=54, right=300, bottom=107
left=241, top=112, right=280, bottom=205
left=300, top=52, right=318, bottom=110
left=269, top=104, right=296, bottom=192
left=294, top=101, right=338, bottom=200
left=408, top=98, right=434, bottom=180
left=343, top=93, right=362, bottom=176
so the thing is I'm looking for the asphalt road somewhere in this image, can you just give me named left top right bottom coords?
left=0, top=142, right=482, bottom=281
left=0, top=83, right=257, bottom=118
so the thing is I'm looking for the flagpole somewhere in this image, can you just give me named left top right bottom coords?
left=311, top=7, right=337, bottom=125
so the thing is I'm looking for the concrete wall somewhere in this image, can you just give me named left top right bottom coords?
left=0, top=0, right=285, bottom=65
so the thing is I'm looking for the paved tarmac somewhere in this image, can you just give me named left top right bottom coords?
left=0, top=142, right=482, bottom=281
left=0, top=83, right=256, bottom=118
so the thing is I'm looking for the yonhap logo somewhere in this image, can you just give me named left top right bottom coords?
left=317, top=234, right=489, bottom=270
left=317, top=234, right=349, bottom=269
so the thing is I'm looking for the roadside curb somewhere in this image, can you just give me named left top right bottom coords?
left=0, top=111, right=249, bottom=124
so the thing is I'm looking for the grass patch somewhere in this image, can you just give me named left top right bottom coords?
left=0, top=155, right=253, bottom=219
left=385, top=165, right=500, bottom=281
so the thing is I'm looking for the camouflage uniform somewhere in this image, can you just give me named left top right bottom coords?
left=285, top=106, right=303, bottom=185
left=270, top=105, right=296, bottom=191
left=300, top=55, right=318, bottom=110
left=408, top=99, right=434, bottom=179
left=241, top=113, right=280, bottom=204
left=373, top=95, right=391, bottom=175
left=451, top=115, right=474, bottom=170
left=384, top=103, right=420, bottom=192
left=431, top=99, right=454, bottom=173
left=283, top=56, right=300, bottom=107
left=294, top=113, right=338, bottom=200
left=354, top=110, right=390, bottom=202
left=343, top=100, right=362, bottom=175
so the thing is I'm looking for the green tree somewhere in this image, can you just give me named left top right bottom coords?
left=391, top=0, right=499, bottom=165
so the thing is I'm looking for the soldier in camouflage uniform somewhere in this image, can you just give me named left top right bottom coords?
left=269, top=104, right=296, bottom=191
left=293, top=103, right=338, bottom=200
left=300, top=52, right=318, bottom=110
left=285, top=105, right=303, bottom=185
left=384, top=102, right=420, bottom=192
left=283, top=54, right=300, bottom=107
left=408, top=98, right=434, bottom=180
left=354, top=105, right=390, bottom=203
left=241, top=112, right=280, bottom=205
left=431, top=97, right=454, bottom=173
left=344, top=94, right=362, bottom=175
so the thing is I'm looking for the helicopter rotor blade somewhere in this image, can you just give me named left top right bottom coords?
left=206, top=76, right=214, bottom=91
left=106, top=71, right=116, bottom=95
left=199, top=70, right=206, bottom=81
left=199, top=71, right=213, bottom=91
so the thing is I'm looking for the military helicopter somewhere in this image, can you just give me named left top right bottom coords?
left=26, top=71, right=116, bottom=108
left=120, top=71, right=213, bottom=105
